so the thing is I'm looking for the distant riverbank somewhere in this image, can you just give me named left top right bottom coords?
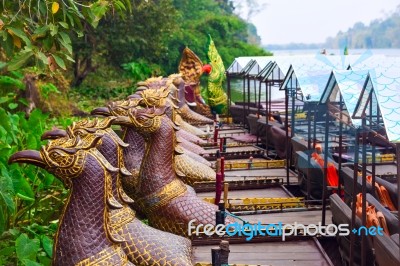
left=269, top=48, right=400, bottom=57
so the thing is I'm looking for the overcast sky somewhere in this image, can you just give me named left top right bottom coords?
left=246, top=0, right=400, bottom=45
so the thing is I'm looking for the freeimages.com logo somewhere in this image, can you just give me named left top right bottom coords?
left=188, top=220, right=384, bottom=241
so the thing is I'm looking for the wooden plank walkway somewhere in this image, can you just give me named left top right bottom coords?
left=225, top=168, right=292, bottom=176
left=225, top=168, right=298, bottom=185
left=205, top=145, right=262, bottom=154
left=196, top=187, right=291, bottom=199
left=218, top=129, right=248, bottom=134
left=192, top=123, right=336, bottom=265
left=192, top=240, right=331, bottom=265
left=238, top=210, right=333, bottom=225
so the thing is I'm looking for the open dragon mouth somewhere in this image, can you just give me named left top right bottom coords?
left=184, top=85, right=197, bottom=106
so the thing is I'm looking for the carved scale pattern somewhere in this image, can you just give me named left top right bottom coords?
left=55, top=119, right=193, bottom=265
left=177, top=146, right=211, bottom=167
left=43, top=146, right=131, bottom=266
left=131, top=114, right=234, bottom=237
left=95, top=130, right=193, bottom=265
left=175, top=152, right=215, bottom=185
left=177, top=137, right=207, bottom=154
left=178, top=104, right=214, bottom=125
left=176, top=129, right=207, bottom=144
left=175, top=114, right=206, bottom=136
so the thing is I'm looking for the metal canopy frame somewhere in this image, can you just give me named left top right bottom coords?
left=350, top=69, right=400, bottom=266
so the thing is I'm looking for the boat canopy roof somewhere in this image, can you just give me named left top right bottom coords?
left=280, top=58, right=347, bottom=102
left=275, top=54, right=394, bottom=103
left=226, top=57, right=253, bottom=74
left=354, top=68, right=400, bottom=143
left=260, top=55, right=315, bottom=81
left=321, top=69, right=370, bottom=127
left=227, top=53, right=400, bottom=141
left=226, top=56, right=273, bottom=75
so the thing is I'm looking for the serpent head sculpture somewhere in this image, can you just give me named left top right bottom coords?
left=41, top=118, right=193, bottom=266
left=105, top=105, right=233, bottom=237
left=137, top=87, right=208, bottom=156
left=136, top=75, right=213, bottom=126
left=206, top=35, right=228, bottom=115
left=9, top=135, right=133, bottom=266
left=179, top=47, right=214, bottom=118
left=93, top=89, right=214, bottom=187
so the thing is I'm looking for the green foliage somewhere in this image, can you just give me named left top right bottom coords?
left=16, top=233, right=41, bottom=262
left=161, top=0, right=270, bottom=73
left=0, top=71, right=66, bottom=114
left=38, top=83, right=61, bottom=100
left=0, top=75, right=25, bottom=90
left=73, top=0, right=269, bottom=89
left=0, top=107, right=70, bottom=265
left=0, top=223, right=57, bottom=265
left=69, top=57, right=138, bottom=111
left=122, top=60, right=152, bottom=81
left=0, top=2, right=271, bottom=265
left=98, top=0, right=179, bottom=66
left=0, top=0, right=132, bottom=71
left=0, top=72, right=27, bottom=112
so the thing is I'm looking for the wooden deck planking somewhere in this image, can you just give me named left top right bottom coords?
left=205, top=145, right=261, bottom=154
left=213, top=158, right=271, bottom=168
left=192, top=240, right=331, bottom=265
left=195, top=123, right=335, bottom=264
left=238, top=210, right=333, bottom=225
left=225, top=168, right=293, bottom=176
left=196, top=187, right=290, bottom=199
left=224, top=168, right=298, bottom=184
left=218, top=129, right=248, bottom=134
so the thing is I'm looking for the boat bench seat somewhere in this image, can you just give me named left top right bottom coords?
left=341, top=166, right=398, bottom=209
left=365, top=194, right=398, bottom=234
left=330, top=194, right=373, bottom=266
left=365, top=194, right=399, bottom=266
left=330, top=193, right=399, bottom=266
left=291, top=137, right=309, bottom=168
left=296, top=151, right=338, bottom=199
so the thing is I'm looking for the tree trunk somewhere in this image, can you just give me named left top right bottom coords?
left=21, top=74, right=40, bottom=117
left=71, top=55, right=97, bottom=87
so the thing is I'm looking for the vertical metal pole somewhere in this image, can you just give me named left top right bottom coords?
left=396, top=143, right=400, bottom=256
left=287, top=79, right=296, bottom=186
left=265, top=82, right=271, bottom=156
left=257, top=80, right=262, bottom=114
left=269, top=81, right=272, bottom=113
left=291, top=81, right=296, bottom=138
left=349, top=127, right=360, bottom=265
left=254, top=78, right=257, bottom=104
left=285, top=82, right=290, bottom=185
left=242, top=75, right=246, bottom=127
left=313, top=111, right=317, bottom=149
left=247, top=75, right=251, bottom=116
left=338, top=95, right=343, bottom=196
left=361, top=118, right=367, bottom=266
left=227, top=73, right=231, bottom=117
left=322, top=103, right=329, bottom=226
left=257, top=81, right=262, bottom=146
left=370, top=97, right=376, bottom=196
left=307, top=102, right=312, bottom=202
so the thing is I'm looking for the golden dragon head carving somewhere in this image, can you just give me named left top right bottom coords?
left=9, top=134, right=118, bottom=188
